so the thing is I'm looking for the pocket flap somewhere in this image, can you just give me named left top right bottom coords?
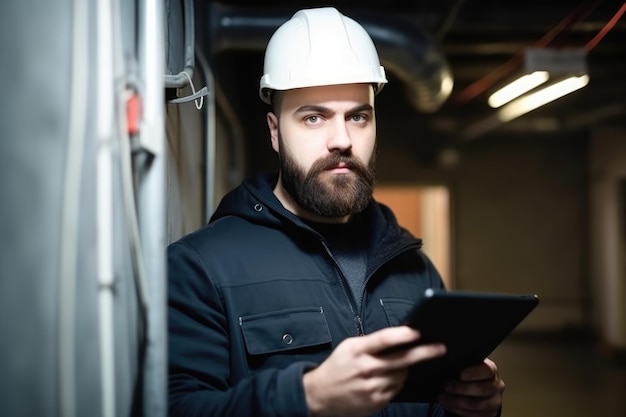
left=379, top=298, right=415, bottom=326
left=239, top=307, right=331, bottom=355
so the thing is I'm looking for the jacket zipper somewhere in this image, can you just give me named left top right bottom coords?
left=319, top=240, right=364, bottom=335
left=357, top=240, right=423, bottom=332
left=320, top=238, right=422, bottom=337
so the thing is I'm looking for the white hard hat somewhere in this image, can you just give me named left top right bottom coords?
left=259, top=7, right=388, bottom=104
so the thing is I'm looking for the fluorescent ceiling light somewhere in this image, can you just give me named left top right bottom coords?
left=488, top=71, right=549, bottom=108
left=497, top=74, right=589, bottom=122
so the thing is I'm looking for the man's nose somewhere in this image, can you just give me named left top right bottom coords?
left=327, top=119, right=352, bottom=152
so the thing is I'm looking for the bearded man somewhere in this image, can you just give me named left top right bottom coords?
left=167, top=7, right=505, bottom=417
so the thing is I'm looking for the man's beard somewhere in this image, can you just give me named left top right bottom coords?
left=278, top=134, right=376, bottom=218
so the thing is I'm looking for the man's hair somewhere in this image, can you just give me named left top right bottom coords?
left=270, top=91, right=284, bottom=116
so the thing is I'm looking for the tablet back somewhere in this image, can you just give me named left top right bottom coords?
left=393, top=289, right=539, bottom=403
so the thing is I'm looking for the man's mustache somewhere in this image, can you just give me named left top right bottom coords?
left=311, top=154, right=366, bottom=175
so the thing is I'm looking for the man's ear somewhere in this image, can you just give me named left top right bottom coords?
left=267, top=112, right=279, bottom=152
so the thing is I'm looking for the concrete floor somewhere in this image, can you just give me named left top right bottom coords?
left=489, top=336, right=626, bottom=417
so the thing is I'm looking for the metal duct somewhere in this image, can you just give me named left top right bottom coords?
left=204, top=3, right=453, bottom=113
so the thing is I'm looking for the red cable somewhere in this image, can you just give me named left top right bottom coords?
left=451, top=1, right=603, bottom=106
left=585, top=1, right=626, bottom=51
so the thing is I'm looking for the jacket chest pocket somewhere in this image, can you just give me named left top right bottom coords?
left=379, top=297, right=415, bottom=326
left=239, top=307, right=332, bottom=371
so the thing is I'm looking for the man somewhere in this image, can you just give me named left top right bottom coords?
left=168, top=7, right=505, bottom=417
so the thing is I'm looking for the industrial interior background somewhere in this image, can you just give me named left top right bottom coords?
left=188, top=2, right=626, bottom=415
left=1, top=1, right=625, bottom=416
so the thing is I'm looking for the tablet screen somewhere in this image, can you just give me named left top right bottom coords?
left=392, top=288, right=539, bottom=403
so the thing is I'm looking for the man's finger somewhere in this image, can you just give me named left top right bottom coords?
left=460, top=358, right=497, bottom=381
left=358, top=326, right=421, bottom=354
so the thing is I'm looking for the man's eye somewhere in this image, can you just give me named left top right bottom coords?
left=350, top=114, right=367, bottom=122
left=305, top=115, right=321, bottom=124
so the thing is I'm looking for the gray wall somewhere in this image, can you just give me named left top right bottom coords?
left=375, top=131, right=589, bottom=333
left=452, top=134, right=588, bottom=331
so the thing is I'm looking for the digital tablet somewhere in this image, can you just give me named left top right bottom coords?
left=391, top=288, right=539, bottom=403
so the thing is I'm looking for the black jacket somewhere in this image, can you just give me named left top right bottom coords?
left=168, top=172, right=448, bottom=417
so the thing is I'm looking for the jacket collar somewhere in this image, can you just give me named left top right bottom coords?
left=210, top=172, right=422, bottom=256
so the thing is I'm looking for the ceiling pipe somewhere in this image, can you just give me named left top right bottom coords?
left=203, top=3, right=453, bottom=113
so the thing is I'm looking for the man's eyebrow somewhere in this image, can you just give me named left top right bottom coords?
left=294, top=103, right=374, bottom=114
left=294, top=105, right=332, bottom=114
left=350, top=104, right=374, bottom=113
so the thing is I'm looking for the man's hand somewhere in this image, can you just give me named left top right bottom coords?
left=303, top=326, right=446, bottom=417
left=437, top=358, right=505, bottom=417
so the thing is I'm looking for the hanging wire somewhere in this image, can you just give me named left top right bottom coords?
left=167, top=70, right=208, bottom=108
left=585, top=1, right=626, bottom=50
